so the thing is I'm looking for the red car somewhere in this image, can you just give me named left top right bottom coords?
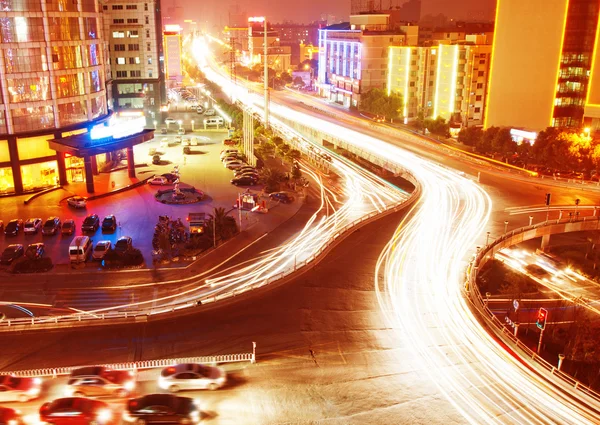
left=0, top=407, right=25, bottom=425
left=222, top=138, right=237, bottom=146
left=40, top=398, right=115, bottom=425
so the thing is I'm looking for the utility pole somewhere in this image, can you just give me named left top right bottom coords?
left=263, top=17, right=269, bottom=128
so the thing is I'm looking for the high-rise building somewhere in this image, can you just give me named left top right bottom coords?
left=486, top=0, right=600, bottom=131
left=0, top=0, right=110, bottom=194
left=388, top=41, right=491, bottom=125
left=164, top=25, right=183, bottom=86
left=102, top=0, right=165, bottom=124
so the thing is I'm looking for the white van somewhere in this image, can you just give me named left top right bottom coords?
left=69, top=236, right=93, bottom=263
left=206, top=117, right=224, bottom=127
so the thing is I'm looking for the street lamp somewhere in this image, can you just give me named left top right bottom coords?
left=153, top=120, right=157, bottom=129
left=504, top=220, right=509, bottom=234
left=191, top=120, right=195, bottom=131
left=177, top=120, right=183, bottom=129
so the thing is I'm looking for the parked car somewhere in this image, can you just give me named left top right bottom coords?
left=204, top=109, right=215, bottom=116
left=92, top=241, right=112, bottom=261
left=25, top=243, right=45, bottom=259
left=114, top=236, right=133, bottom=253
left=62, top=219, right=76, bottom=236
left=23, top=218, right=43, bottom=235
left=231, top=176, right=257, bottom=186
left=67, top=196, right=87, bottom=209
left=0, top=244, right=24, bottom=265
left=81, top=214, right=100, bottom=233
left=40, top=398, right=116, bottom=425
left=196, top=106, right=205, bottom=114
left=226, top=161, right=246, bottom=170
left=159, top=127, right=168, bottom=134
left=223, top=138, right=237, bottom=146
left=148, top=176, right=168, bottom=185
left=236, top=166, right=257, bottom=173
left=42, top=217, right=61, bottom=236
left=269, top=192, right=295, bottom=204
left=161, top=173, right=179, bottom=183
left=0, top=375, right=42, bottom=402
left=122, top=394, right=199, bottom=425
left=220, top=149, right=238, bottom=159
left=223, top=158, right=243, bottom=167
left=233, top=169, right=259, bottom=178
left=4, top=219, right=23, bottom=236
left=101, top=215, right=117, bottom=233
left=66, top=367, right=135, bottom=398
left=177, top=128, right=185, bottom=135
left=158, top=363, right=226, bottom=392
left=0, top=407, right=25, bottom=425
left=165, top=118, right=177, bottom=124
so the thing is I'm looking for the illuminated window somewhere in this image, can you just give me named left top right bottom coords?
left=4, top=47, right=46, bottom=73
left=0, top=17, right=45, bottom=42
left=12, top=106, right=54, bottom=133
left=113, top=31, right=125, bottom=38
left=7, top=77, right=50, bottom=103
left=57, top=101, right=88, bottom=126
left=54, top=73, right=85, bottom=98
left=128, top=30, right=139, bottom=38
left=51, top=45, right=83, bottom=70
left=116, top=57, right=125, bottom=64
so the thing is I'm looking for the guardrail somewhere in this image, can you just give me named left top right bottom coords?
left=466, top=215, right=600, bottom=405
left=2, top=343, right=256, bottom=377
left=0, top=182, right=420, bottom=332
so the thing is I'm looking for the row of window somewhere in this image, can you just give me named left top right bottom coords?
left=104, top=3, right=149, bottom=11
left=2, top=44, right=102, bottom=74
left=0, top=17, right=98, bottom=43
left=5, top=71, right=104, bottom=103
left=113, top=44, right=140, bottom=51
left=0, top=0, right=96, bottom=12
left=113, top=29, right=152, bottom=38
left=113, top=16, right=149, bottom=24
left=116, top=70, right=142, bottom=78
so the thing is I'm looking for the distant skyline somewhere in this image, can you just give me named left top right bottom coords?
left=163, top=0, right=496, bottom=28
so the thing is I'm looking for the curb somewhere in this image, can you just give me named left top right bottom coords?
left=23, top=186, right=63, bottom=205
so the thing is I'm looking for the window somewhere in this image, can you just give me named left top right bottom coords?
left=4, top=47, right=46, bottom=73
left=116, top=57, right=125, bottom=64
left=479, top=59, right=486, bottom=65
left=144, top=2, right=148, bottom=10
left=474, top=107, right=481, bottom=113
left=146, top=29, right=150, bottom=37
left=409, top=82, right=415, bottom=87
left=128, top=30, right=139, bottom=38
left=476, top=95, right=482, bottom=101
left=112, top=4, right=123, bottom=9
left=47, top=0, right=77, bottom=12
left=146, top=42, right=151, bottom=51
left=147, top=57, right=152, bottom=64
left=127, top=18, right=138, bottom=24
left=148, top=70, right=152, bottom=77
left=114, top=44, right=125, bottom=51
left=113, top=19, right=124, bottom=24
left=126, top=4, right=136, bottom=9
left=130, top=70, right=141, bottom=77
left=429, top=71, right=434, bottom=76
left=480, top=53, right=487, bottom=58
left=103, top=5, right=107, bottom=10
left=116, top=70, right=127, bottom=78
left=478, top=71, right=484, bottom=77
left=84, top=17, right=98, bottom=39
left=476, top=83, right=483, bottom=89
left=112, top=31, right=125, bottom=38
left=128, top=57, right=140, bottom=64
left=128, top=44, right=139, bottom=51
left=145, top=16, right=149, bottom=24
left=429, top=81, right=433, bottom=86
left=47, top=17, right=80, bottom=41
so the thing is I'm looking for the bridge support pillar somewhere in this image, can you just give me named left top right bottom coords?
left=541, top=234, right=551, bottom=251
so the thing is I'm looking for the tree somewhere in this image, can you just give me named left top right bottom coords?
left=256, top=141, right=275, bottom=159
left=277, top=143, right=290, bottom=160
left=291, top=164, right=302, bottom=180
left=458, top=126, right=483, bottom=147
left=279, top=72, right=293, bottom=84
left=285, top=149, right=301, bottom=163
left=209, top=207, right=238, bottom=241
left=271, top=136, right=284, bottom=147
left=359, top=88, right=403, bottom=120
left=492, top=127, right=516, bottom=156
left=293, top=76, right=305, bottom=86
left=261, top=166, right=285, bottom=193
left=411, top=110, right=426, bottom=134
left=424, top=117, right=449, bottom=138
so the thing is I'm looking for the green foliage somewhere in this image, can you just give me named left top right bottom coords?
left=209, top=207, right=238, bottom=242
left=256, top=141, right=275, bottom=158
left=411, top=110, right=426, bottom=133
left=291, top=164, right=302, bottom=180
left=279, top=72, right=293, bottom=84
left=285, top=149, right=301, bottom=162
left=261, top=166, right=285, bottom=193
left=424, top=117, right=449, bottom=137
left=458, top=126, right=483, bottom=147
left=277, top=144, right=290, bottom=158
left=293, top=76, right=305, bottom=86
left=359, top=88, right=403, bottom=120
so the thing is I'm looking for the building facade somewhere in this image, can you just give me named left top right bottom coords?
left=164, top=25, right=183, bottom=86
left=486, top=0, right=600, bottom=131
left=102, top=0, right=165, bottom=124
left=0, top=0, right=111, bottom=194
left=387, top=41, right=490, bottom=125
left=317, top=14, right=408, bottom=108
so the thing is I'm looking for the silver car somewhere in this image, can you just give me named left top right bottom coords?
left=92, top=241, right=111, bottom=260
left=66, top=367, right=135, bottom=398
left=23, top=218, right=42, bottom=234
left=0, top=375, right=42, bottom=402
left=158, top=364, right=226, bottom=392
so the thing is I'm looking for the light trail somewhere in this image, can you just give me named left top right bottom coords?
left=196, top=36, right=600, bottom=423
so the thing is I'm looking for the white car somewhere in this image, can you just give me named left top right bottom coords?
left=148, top=176, right=168, bottom=185
left=92, top=241, right=112, bottom=260
left=165, top=118, right=177, bottom=125
left=225, top=161, right=245, bottom=170
left=204, top=109, right=216, bottom=116
left=67, top=196, right=87, bottom=208
left=0, top=375, right=41, bottom=402
left=158, top=363, right=226, bottom=392
left=23, top=218, right=42, bottom=234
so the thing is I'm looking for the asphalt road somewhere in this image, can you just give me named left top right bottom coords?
left=1, top=208, right=468, bottom=425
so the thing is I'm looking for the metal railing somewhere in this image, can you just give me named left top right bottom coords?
left=1, top=343, right=256, bottom=377
left=466, top=216, right=600, bottom=405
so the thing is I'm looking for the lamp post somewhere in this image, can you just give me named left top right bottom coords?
left=249, top=16, right=269, bottom=128
left=504, top=220, right=509, bottom=234
left=191, top=120, right=195, bottom=131
left=177, top=120, right=183, bottom=129
left=153, top=120, right=157, bottom=129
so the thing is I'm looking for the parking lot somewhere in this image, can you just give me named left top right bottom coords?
left=0, top=131, right=282, bottom=271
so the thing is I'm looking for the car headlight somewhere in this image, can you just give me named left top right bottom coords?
left=97, top=409, right=112, bottom=424
left=190, top=411, right=200, bottom=422
left=33, top=378, right=42, bottom=385
left=124, top=381, right=135, bottom=391
left=179, top=419, right=191, bottom=425
left=27, top=387, right=41, bottom=395
left=8, top=420, right=17, bottom=425
left=122, top=411, right=135, bottom=422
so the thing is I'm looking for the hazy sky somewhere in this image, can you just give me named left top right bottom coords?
left=166, top=0, right=496, bottom=27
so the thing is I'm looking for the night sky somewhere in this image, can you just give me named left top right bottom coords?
left=165, top=0, right=496, bottom=28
